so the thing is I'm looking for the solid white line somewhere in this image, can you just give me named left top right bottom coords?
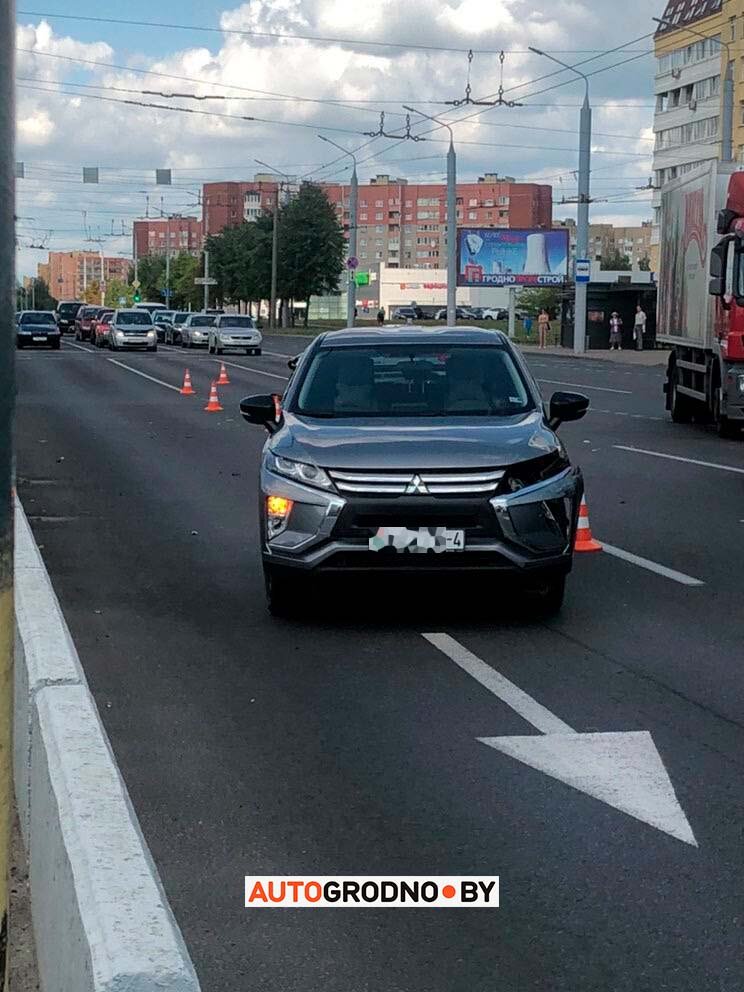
left=422, top=632, right=575, bottom=735
left=66, top=340, right=96, bottom=353
left=614, top=444, right=744, bottom=476
left=261, top=349, right=297, bottom=360
left=106, top=358, right=181, bottom=392
left=601, top=543, right=704, bottom=587
left=538, top=378, right=632, bottom=395
left=216, top=359, right=288, bottom=381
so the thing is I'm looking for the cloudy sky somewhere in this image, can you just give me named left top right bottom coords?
left=15, top=0, right=660, bottom=279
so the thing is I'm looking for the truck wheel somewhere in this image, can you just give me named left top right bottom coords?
left=714, top=386, right=739, bottom=438
left=669, top=369, right=693, bottom=423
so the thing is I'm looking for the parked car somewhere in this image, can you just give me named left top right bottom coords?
left=434, top=306, right=475, bottom=320
left=239, top=326, right=589, bottom=616
left=54, top=301, right=83, bottom=334
left=208, top=315, right=262, bottom=355
left=480, top=308, right=508, bottom=320
left=74, top=305, right=103, bottom=342
left=16, top=310, right=62, bottom=349
left=93, top=311, right=114, bottom=348
left=391, top=306, right=425, bottom=321
left=108, top=309, right=157, bottom=351
left=166, top=312, right=190, bottom=345
left=153, top=310, right=175, bottom=343
left=180, top=313, right=215, bottom=348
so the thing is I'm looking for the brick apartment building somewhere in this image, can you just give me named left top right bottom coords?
left=44, top=251, right=131, bottom=301
left=555, top=218, right=654, bottom=269
left=132, top=215, right=203, bottom=260
left=200, top=172, right=552, bottom=269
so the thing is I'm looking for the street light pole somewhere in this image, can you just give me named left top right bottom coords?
left=529, top=48, right=590, bottom=355
left=653, top=17, right=732, bottom=162
left=256, top=159, right=292, bottom=331
left=404, top=106, right=457, bottom=327
left=319, top=136, right=358, bottom=328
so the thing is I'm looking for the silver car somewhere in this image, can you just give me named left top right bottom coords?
left=208, top=315, right=263, bottom=355
left=109, top=310, right=158, bottom=351
left=180, top=313, right=215, bottom=348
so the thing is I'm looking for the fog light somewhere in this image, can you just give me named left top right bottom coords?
left=267, top=495, right=292, bottom=518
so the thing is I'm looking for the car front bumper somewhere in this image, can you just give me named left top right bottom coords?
left=259, top=465, right=583, bottom=576
left=17, top=332, right=60, bottom=347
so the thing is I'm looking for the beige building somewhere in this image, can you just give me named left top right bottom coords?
left=555, top=219, right=653, bottom=268
left=42, top=251, right=130, bottom=301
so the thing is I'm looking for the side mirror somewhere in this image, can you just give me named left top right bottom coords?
left=287, top=354, right=300, bottom=370
left=240, top=393, right=282, bottom=432
left=709, top=240, right=728, bottom=297
left=548, top=391, right=589, bottom=429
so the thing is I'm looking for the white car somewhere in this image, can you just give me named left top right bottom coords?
left=109, top=310, right=157, bottom=351
left=180, top=313, right=216, bottom=348
left=208, top=315, right=263, bottom=355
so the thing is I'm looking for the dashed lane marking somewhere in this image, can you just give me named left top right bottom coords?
left=614, top=444, right=744, bottom=476
left=106, top=358, right=181, bottom=392
left=601, top=543, right=704, bottom=587
left=538, top=378, right=632, bottom=395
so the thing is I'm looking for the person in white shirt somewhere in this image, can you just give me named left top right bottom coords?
left=634, top=305, right=647, bottom=351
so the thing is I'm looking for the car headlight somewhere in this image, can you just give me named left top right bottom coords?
left=115, top=331, right=124, bottom=341
left=499, top=449, right=570, bottom=493
left=267, top=453, right=333, bottom=490
left=147, top=330, right=156, bottom=339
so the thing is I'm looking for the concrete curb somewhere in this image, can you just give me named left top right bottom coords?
left=14, top=497, right=201, bottom=992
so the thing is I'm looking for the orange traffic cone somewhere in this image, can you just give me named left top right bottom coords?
left=204, top=380, right=223, bottom=413
left=217, top=362, right=230, bottom=386
left=180, top=369, right=195, bottom=396
left=574, top=495, right=602, bottom=552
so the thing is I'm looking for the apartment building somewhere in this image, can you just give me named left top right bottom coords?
left=200, top=173, right=552, bottom=270
left=132, top=216, right=202, bottom=260
left=44, top=251, right=130, bottom=301
left=556, top=219, right=654, bottom=268
left=652, top=0, right=728, bottom=268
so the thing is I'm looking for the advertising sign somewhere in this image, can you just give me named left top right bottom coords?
left=457, top=228, right=569, bottom=287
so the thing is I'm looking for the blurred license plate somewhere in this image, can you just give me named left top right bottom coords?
left=369, top=526, right=465, bottom=553
left=32, top=336, right=46, bottom=342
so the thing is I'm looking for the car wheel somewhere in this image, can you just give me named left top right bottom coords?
left=51, top=339, right=61, bottom=350
left=148, top=345, right=157, bottom=352
left=16, top=341, right=23, bottom=350
left=254, top=348, right=262, bottom=356
left=216, top=345, right=223, bottom=355
left=526, top=575, right=566, bottom=617
left=264, top=568, right=301, bottom=617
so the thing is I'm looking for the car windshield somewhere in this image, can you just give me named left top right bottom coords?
left=20, top=312, right=56, bottom=325
left=295, top=343, right=534, bottom=418
left=57, top=303, right=81, bottom=316
left=116, top=312, right=151, bottom=326
left=220, top=317, right=254, bottom=328
left=174, top=313, right=189, bottom=324
left=191, top=316, right=215, bottom=327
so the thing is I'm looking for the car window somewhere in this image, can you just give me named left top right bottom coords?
left=116, top=311, right=151, bottom=326
left=219, top=316, right=254, bottom=328
left=20, top=312, right=56, bottom=325
left=174, top=313, right=189, bottom=324
left=191, top=316, right=215, bottom=327
left=295, top=344, right=533, bottom=418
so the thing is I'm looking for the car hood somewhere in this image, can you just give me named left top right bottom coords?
left=270, top=410, right=560, bottom=470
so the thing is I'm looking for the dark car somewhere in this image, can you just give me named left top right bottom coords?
left=75, top=306, right=103, bottom=342
left=391, top=306, right=425, bottom=321
left=166, top=312, right=190, bottom=345
left=240, top=327, right=589, bottom=615
left=55, top=301, right=82, bottom=334
left=16, top=310, right=62, bottom=349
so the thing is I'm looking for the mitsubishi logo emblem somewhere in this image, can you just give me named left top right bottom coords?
left=406, top=474, right=429, bottom=495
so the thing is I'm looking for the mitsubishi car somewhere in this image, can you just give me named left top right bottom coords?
left=240, top=327, right=589, bottom=616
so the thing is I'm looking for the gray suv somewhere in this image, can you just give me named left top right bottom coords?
left=240, top=327, right=588, bottom=615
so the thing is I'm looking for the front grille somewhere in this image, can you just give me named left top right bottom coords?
left=328, top=467, right=504, bottom=497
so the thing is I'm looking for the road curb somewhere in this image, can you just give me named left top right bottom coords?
left=14, top=497, right=201, bottom=992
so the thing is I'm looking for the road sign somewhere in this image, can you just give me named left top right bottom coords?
left=346, top=256, right=359, bottom=271
left=425, top=633, right=696, bottom=847
left=132, top=280, right=141, bottom=290
left=575, top=259, right=591, bottom=283
left=160, top=288, right=173, bottom=299
left=194, top=277, right=217, bottom=285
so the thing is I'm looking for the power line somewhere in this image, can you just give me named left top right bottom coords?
left=16, top=10, right=653, bottom=56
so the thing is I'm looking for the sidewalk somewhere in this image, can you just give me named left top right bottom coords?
left=518, top=344, right=670, bottom=367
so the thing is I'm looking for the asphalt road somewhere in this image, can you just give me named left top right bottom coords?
left=15, top=334, right=744, bottom=991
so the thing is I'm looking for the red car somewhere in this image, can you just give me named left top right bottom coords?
left=94, top=311, right=114, bottom=348
left=75, top=306, right=104, bottom=342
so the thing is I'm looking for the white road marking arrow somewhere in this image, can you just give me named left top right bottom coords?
left=423, top=633, right=697, bottom=847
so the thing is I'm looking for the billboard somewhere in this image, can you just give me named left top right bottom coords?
left=457, top=228, right=569, bottom=287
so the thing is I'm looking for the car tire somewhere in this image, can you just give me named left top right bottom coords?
left=148, top=345, right=157, bottom=352
left=264, top=568, right=301, bottom=617
left=51, top=339, right=61, bottom=350
left=526, top=575, right=566, bottom=617
left=253, top=348, right=262, bottom=356
left=216, top=345, right=223, bottom=355
left=16, top=340, right=23, bottom=350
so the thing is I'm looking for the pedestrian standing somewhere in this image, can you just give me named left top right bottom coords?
left=523, top=314, right=533, bottom=337
left=609, top=311, right=623, bottom=350
left=537, top=309, right=550, bottom=350
left=633, top=305, right=646, bottom=351
left=376, top=307, right=385, bottom=326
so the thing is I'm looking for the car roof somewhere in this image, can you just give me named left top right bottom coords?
left=318, top=326, right=510, bottom=347
left=115, top=309, right=151, bottom=316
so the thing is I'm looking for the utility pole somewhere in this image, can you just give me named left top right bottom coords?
left=653, top=17, right=733, bottom=162
left=405, top=107, right=457, bottom=326
left=0, top=0, right=15, bottom=984
left=318, top=136, right=358, bottom=327
left=203, top=250, right=209, bottom=312
left=255, top=159, right=293, bottom=331
left=530, top=49, right=591, bottom=354
left=165, top=214, right=171, bottom=308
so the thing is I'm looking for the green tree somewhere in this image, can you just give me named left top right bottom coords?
left=638, top=255, right=651, bottom=271
left=517, top=287, right=561, bottom=317
left=600, top=248, right=632, bottom=271
left=105, top=278, right=133, bottom=308
left=171, top=253, right=202, bottom=310
left=134, top=255, right=166, bottom=302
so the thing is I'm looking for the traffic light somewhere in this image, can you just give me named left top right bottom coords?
left=133, top=290, right=141, bottom=302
